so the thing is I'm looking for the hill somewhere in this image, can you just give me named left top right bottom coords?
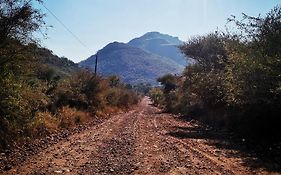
left=33, top=46, right=80, bottom=78
left=79, top=42, right=184, bottom=85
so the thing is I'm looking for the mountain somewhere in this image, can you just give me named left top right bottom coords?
left=79, top=42, right=184, bottom=85
left=128, top=32, right=188, bottom=66
left=36, top=47, right=80, bottom=77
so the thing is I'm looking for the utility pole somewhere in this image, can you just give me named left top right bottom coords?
left=94, top=53, right=98, bottom=75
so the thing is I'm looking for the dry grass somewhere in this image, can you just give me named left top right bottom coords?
left=57, top=107, right=91, bottom=129
left=95, top=106, right=122, bottom=118
left=27, top=111, right=59, bottom=138
left=27, top=107, right=92, bottom=138
left=27, top=104, right=128, bottom=139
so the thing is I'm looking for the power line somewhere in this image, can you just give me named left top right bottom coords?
left=40, top=2, right=92, bottom=52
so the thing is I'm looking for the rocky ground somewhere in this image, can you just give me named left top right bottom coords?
left=2, top=97, right=280, bottom=175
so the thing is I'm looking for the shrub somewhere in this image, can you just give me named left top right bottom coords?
left=27, top=112, right=59, bottom=138
left=149, top=88, right=164, bottom=106
left=57, top=107, right=91, bottom=129
left=0, top=0, right=140, bottom=152
left=103, top=87, right=139, bottom=108
left=48, top=71, right=102, bottom=113
left=158, top=6, right=281, bottom=142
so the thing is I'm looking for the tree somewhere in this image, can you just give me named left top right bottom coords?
left=177, top=5, right=281, bottom=140
left=179, top=33, right=228, bottom=71
left=157, top=74, right=177, bottom=93
left=179, top=33, right=228, bottom=107
left=0, top=0, right=45, bottom=73
left=224, top=5, right=281, bottom=107
left=228, top=5, right=281, bottom=57
left=157, top=74, right=179, bottom=112
left=0, top=0, right=45, bottom=45
left=0, top=0, right=45, bottom=148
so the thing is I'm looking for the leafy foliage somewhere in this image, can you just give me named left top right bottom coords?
left=151, top=6, right=281, bottom=142
left=0, top=0, right=45, bottom=44
left=0, top=0, right=139, bottom=151
left=179, top=33, right=228, bottom=70
left=148, top=88, right=164, bottom=106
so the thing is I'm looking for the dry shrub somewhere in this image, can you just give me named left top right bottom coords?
left=103, top=106, right=122, bottom=114
left=27, top=111, right=59, bottom=138
left=57, top=107, right=91, bottom=129
left=95, top=106, right=121, bottom=118
left=26, top=107, right=92, bottom=138
left=102, top=87, right=139, bottom=108
left=94, top=110, right=107, bottom=118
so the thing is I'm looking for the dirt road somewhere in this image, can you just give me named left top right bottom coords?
left=4, top=97, right=278, bottom=174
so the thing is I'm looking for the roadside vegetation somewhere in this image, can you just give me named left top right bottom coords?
left=150, top=6, right=281, bottom=143
left=0, top=0, right=139, bottom=151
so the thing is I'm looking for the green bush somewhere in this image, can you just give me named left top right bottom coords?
left=0, top=0, right=140, bottom=151
left=103, top=87, right=139, bottom=108
left=158, top=6, right=281, bottom=142
left=149, top=88, right=164, bottom=106
left=48, top=71, right=102, bottom=113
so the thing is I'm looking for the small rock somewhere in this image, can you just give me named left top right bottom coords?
left=54, top=170, right=63, bottom=173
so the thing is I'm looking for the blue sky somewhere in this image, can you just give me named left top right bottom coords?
left=36, top=0, right=280, bottom=63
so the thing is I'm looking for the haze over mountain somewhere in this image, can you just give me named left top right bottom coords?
left=79, top=32, right=189, bottom=84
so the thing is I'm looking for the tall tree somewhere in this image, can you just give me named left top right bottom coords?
left=0, top=0, right=45, bottom=148
left=0, top=0, right=45, bottom=45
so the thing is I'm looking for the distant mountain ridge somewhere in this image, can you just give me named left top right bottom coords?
left=128, top=32, right=188, bottom=65
left=130, top=31, right=183, bottom=45
left=79, top=32, right=189, bottom=85
left=80, top=42, right=183, bottom=84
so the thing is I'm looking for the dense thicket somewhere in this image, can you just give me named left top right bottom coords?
left=0, top=0, right=139, bottom=150
left=150, top=6, right=281, bottom=142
